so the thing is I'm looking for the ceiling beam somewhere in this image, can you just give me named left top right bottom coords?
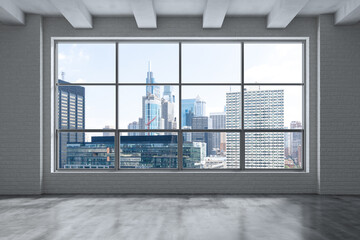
left=131, top=0, right=157, bottom=28
left=50, top=0, right=92, bottom=28
left=267, top=0, right=309, bottom=28
left=335, top=0, right=360, bottom=25
left=203, top=0, right=231, bottom=28
left=0, top=0, right=25, bottom=25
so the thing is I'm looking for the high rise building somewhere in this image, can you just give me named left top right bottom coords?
left=226, top=89, right=285, bottom=168
left=163, top=86, right=175, bottom=103
left=129, top=62, right=177, bottom=134
left=195, top=95, right=206, bottom=117
left=290, top=121, right=302, bottom=167
left=181, top=96, right=206, bottom=127
left=181, top=99, right=196, bottom=128
left=210, top=112, right=226, bottom=153
left=191, top=116, right=213, bottom=155
left=58, top=79, right=85, bottom=168
left=145, top=61, right=160, bottom=98
left=225, top=92, right=241, bottom=168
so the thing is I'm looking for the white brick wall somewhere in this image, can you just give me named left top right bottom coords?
left=42, top=17, right=319, bottom=194
left=0, top=15, right=42, bottom=195
left=5, top=15, right=358, bottom=195
left=318, top=15, right=360, bottom=194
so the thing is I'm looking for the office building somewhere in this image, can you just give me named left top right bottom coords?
left=58, top=79, right=85, bottom=168
left=210, top=112, right=226, bottom=153
left=226, top=89, right=285, bottom=168
left=191, top=116, right=213, bottom=155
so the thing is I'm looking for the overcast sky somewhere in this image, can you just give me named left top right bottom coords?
left=58, top=42, right=303, bottom=130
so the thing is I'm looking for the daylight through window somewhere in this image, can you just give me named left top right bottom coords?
left=55, top=40, right=305, bottom=170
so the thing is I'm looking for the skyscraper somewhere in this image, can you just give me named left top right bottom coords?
left=195, top=95, right=206, bottom=117
left=210, top=112, right=226, bottom=153
left=191, top=116, right=213, bottom=155
left=181, top=99, right=196, bottom=127
left=141, top=62, right=163, bottom=133
left=181, top=96, right=206, bottom=127
left=225, top=92, right=241, bottom=168
left=146, top=61, right=160, bottom=98
left=129, top=62, right=177, bottom=134
left=290, top=121, right=302, bottom=167
left=58, top=79, right=85, bottom=168
left=226, top=89, right=285, bottom=168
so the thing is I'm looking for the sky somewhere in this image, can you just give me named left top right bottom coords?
left=58, top=42, right=303, bottom=131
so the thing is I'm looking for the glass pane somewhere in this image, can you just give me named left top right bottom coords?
left=118, top=86, right=179, bottom=130
left=59, top=132, right=115, bottom=169
left=244, top=86, right=303, bottom=129
left=118, top=43, right=179, bottom=83
left=245, top=132, right=303, bottom=169
left=57, top=43, right=115, bottom=83
left=119, top=132, right=178, bottom=169
left=244, top=43, right=303, bottom=83
left=58, top=85, right=115, bottom=130
left=183, top=132, right=240, bottom=169
left=181, top=86, right=241, bottom=129
left=182, top=43, right=241, bottom=83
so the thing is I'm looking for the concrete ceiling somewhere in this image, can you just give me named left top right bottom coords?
left=0, top=0, right=359, bottom=28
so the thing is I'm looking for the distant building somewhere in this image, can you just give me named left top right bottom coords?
left=64, top=135, right=205, bottom=169
left=191, top=116, right=213, bottom=155
left=210, top=112, right=226, bottom=153
left=128, top=121, right=139, bottom=136
left=195, top=95, right=206, bottom=117
left=58, top=79, right=85, bottom=168
left=103, top=125, right=115, bottom=136
left=290, top=121, right=302, bottom=167
left=130, top=62, right=177, bottom=134
left=181, top=99, right=196, bottom=128
left=64, top=136, right=115, bottom=169
left=226, top=89, right=285, bottom=169
left=181, top=96, right=206, bottom=127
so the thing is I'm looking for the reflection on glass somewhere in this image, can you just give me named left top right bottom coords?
left=181, top=86, right=241, bottom=129
left=59, top=132, right=115, bottom=169
left=58, top=43, right=115, bottom=83
left=245, top=132, right=302, bottom=169
left=58, top=85, right=115, bottom=129
left=244, top=43, right=303, bottom=83
left=182, top=43, right=241, bottom=83
left=118, top=86, right=179, bottom=130
left=183, top=132, right=240, bottom=169
left=244, top=86, right=303, bottom=129
left=119, top=133, right=178, bottom=169
left=118, top=43, right=179, bottom=83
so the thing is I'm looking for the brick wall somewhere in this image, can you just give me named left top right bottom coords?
left=0, top=15, right=42, bottom=195
left=42, top=17, right=318, bottom=194
left=318, top=15, right=360, bottom=194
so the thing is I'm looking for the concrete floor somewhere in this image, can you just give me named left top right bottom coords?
left=0, top=195, right=360, bottom=240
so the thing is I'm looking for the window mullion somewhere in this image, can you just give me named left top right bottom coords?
left=178, top=42, right=183, bottom=170
left=240, top=42, right=245, bottom=170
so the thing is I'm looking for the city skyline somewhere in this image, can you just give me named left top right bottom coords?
left=58, top=43, right=303, bottom=130
left=57, top=42, right=303, bottom=169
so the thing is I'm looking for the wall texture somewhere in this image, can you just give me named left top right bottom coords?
left=318, top=15, right=360, bottom=194
left=3, top=15, right=358, bottom=195
left=42, top=17, right=318, bottom=194
left=0, top=15, right=42, bottom=195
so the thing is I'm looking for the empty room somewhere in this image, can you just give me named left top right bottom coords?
left=1, top=0, right=360, bottom=239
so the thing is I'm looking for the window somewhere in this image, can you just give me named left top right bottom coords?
left=55, top=40, right=305, bottom=170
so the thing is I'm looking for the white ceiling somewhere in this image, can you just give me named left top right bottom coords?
left=8, top=0, right=346, bottom=16
left=0, top=0, right=359, bottom=28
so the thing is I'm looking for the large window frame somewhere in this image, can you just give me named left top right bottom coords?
left=52, top=38, right=307, bottom=172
